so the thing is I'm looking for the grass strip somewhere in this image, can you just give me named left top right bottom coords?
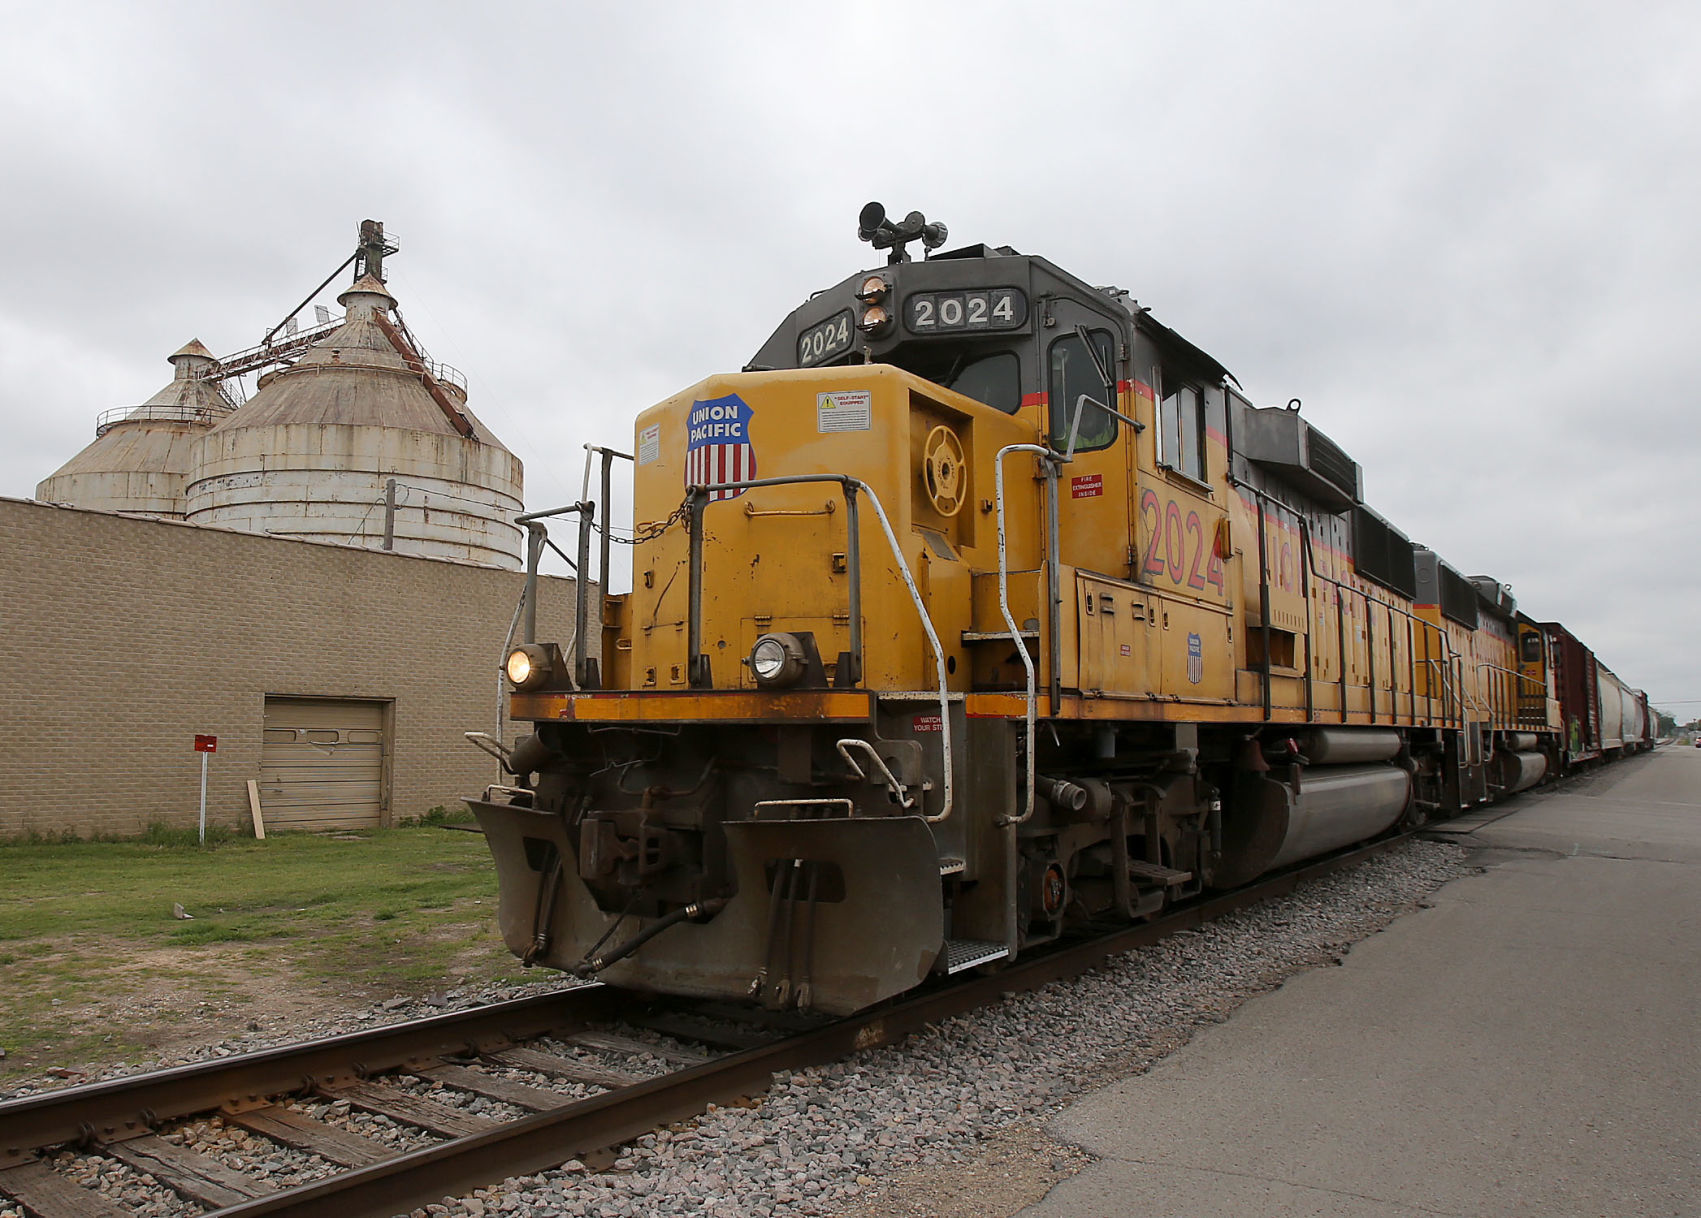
left=0, top=824, right=536, bottom=1083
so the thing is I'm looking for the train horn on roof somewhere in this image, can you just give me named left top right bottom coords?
left=857, top=202, right=948, bottom=263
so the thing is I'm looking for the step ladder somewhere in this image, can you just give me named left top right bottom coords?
left=941, top=939, right=1009, bottom=974
left=1126, top=860, right=1193, bottom=886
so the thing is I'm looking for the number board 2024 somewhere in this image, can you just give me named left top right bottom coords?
left=905, top=288, right=1028, bottom=335
left=798, top=310, right=855, bottom=366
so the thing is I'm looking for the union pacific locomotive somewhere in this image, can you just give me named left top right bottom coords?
left=468, top=204, right=1653, bottom=1015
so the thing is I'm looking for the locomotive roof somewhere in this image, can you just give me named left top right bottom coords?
left=746, top=242, right=1234, bottom=388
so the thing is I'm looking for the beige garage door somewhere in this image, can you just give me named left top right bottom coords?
left=260, top=698, right=387, bottom=831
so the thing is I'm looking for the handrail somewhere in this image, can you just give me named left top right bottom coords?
left=1414, top=658, right=1457, bottom=723
left=835, top=739, right=915, bottom=810
left=1251, top=488, right=1275, bottom=721
left=686, top=473, right=953, bottom=824
left=1474, top=660, right=1551, bottom=730
left=1283, top=533, right=1543, bottom=738
left=1419, top=656, right=1485, bottom=721
left=1366, top=580, right=1378, bottom=723
left=1475, top=660, right=1547, bottom=693
left=580, top=443, right=634, bottom=607
left=1298, top=527, right=1451, bottom=726
left=515, top=501, right=595, bottom=684
left=993, top=444, right=1054, bottom=826
left=752, top=798, right=854, bottom=819
left=1298, top=517, right=1316, bottom=720
left=94, top=402, right=236, bottom=437
left=1458, top=659, right=1489, bottom=715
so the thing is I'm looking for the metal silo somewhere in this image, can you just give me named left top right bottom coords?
left=184, top=274, right=524, bottom=568
left=35, top=340, right=235, bottom=519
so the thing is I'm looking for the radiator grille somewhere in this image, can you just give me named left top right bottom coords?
left=1439, top=566, right=1480, bottom=628
left=1351, top=509, right=1417, bottom=599
left=1305, top=428, right=1359, bottom=501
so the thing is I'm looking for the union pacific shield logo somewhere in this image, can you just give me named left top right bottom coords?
left=685, top=393, right=756, bottom=502
left=1186, top=632, right=1204, bottom=684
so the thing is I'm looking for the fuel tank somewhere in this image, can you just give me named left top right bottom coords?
left=1493, top=749, right=1547, bottom=795
left=1212, top=764, right=1412, bottom=888
left=1290, top=729, right=1403, bottom=765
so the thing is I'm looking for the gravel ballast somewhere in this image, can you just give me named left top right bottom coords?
left=426, top=839, right=1473, bottom=1218
left=1, top=839, right=1473, bottom=1218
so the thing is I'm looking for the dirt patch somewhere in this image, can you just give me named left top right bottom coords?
left=834, top=1124, right=1093, bottom=1218
left=3, top=945, right=329, bottom=1078
left=102, top=948, right=317, bottom=1028
left=1, top=938, right=517, bottom=1086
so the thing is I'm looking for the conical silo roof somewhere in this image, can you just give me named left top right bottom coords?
left=184, top=274, right=524, bottom=567
left=35, top=338, right=236, bottom=518
left=210, top=276, right=508, bottom=446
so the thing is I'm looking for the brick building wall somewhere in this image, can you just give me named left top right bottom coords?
left=0, top=497, right=591, bottom=838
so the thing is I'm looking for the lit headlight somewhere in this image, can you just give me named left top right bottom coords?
left=856, top=274, right=889, bottom=303
left=506, top=644, right=552, bottom=690
left=857, top=304, right=891, bottom=335
left=749, top=633, right=807, bottom=688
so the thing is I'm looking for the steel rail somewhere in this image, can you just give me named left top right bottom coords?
left=0, top=986, right=628, bottom=1164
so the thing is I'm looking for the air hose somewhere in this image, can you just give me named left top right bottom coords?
left=573, top=898, right=727, bottom=977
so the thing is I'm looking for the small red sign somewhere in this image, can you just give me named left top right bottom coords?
left=194, top=735, right=218, bottom=753
left=912, top=714, right=943, bottom=733
left=1071, top=473, right=1104, bottom=499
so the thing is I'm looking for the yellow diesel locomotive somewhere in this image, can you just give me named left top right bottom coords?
left=469, top=204, right=1609, bottom=1015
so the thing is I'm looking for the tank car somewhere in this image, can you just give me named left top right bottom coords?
left=467, top=205, right=1639, bottom=1015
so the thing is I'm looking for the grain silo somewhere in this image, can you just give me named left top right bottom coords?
left=184, top=268, right=524, bottom=568
left=35, top=340, right=235, bottom=519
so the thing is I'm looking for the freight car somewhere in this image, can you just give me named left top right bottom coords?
left=1544, top=622, right=1655, bottom=763
left=468, top=205, right=1651, bottom=1015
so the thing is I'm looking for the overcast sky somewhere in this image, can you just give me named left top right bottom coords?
left=3, top=1, right=1696, bottom=713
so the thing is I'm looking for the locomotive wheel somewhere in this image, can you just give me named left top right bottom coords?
left=922, top=424, right=966, bottom=517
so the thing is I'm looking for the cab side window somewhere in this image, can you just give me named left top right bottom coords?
left=1048, top=330, right=1116, bottom=453
left=1158, top=365, right=1207, bottom=481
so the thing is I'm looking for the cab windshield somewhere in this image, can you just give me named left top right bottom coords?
left=903, top=349, right=1022, bottom=414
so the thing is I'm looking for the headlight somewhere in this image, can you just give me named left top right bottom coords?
left=749, top=633, right=807, bottom=688
left=506, top=644, right=552, bottom=690
left=857, top=304, right=891, bottom=335
left=856, top=274, right=889, bottom=303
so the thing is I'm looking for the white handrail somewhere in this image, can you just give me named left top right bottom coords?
left=835, top=739, right=916, bottom=810
left=994, top=444, right=1051, bottom=826
left=854, top=482, right=954, bottom=824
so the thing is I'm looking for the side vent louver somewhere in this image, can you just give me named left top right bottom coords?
left=1304, top=430, right=1357, bottom=503
left=1413, top=548, right=1478, bottom=627
left=1439, top=567, right=1480, bottom=629
left=1238, top=407, right=1361, bottom=510
left=1351, top=508, right=1417, bottom=599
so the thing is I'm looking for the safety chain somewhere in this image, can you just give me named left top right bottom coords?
left=607, top=497, right=691, bottom=546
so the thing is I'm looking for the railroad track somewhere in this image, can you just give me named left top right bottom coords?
left=0, top=834, right=1406, bottom=1218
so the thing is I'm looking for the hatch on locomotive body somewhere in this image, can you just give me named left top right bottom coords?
left=468, top=204, right=1576, bottom=1017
